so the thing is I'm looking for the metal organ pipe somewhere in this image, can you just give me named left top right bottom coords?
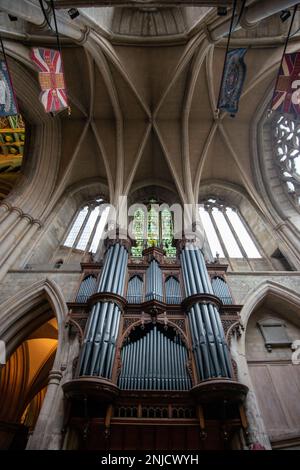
left=195, top=249, right=214, bottom=295
left=145, top=260, right=163, bottom=301
left=181, top=246, right=232, bottom=381
left=78, top=243, right=128, bottom=378
left=118, top=326, right=192, bottom=391
left=97, top=245, right=114, bottom=291
left=212, top=277, right=232, bottom=304
left=165, top=277, right=181, bottom=304
left=127, top=276, right=143, bottom=303
left=189, top=249, right=204, bottom=293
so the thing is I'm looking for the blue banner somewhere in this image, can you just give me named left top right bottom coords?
left=219, top=48, right=247, bottom=115
left=0, top=59, right=18, bottom=116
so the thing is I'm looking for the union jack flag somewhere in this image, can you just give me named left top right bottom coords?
left=30, top=48, right=68, bottom=113
left=272, top=52, right=300, bottom=115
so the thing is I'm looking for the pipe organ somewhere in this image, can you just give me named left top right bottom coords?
left=126, top=275, right=143, bottom=303
left=211, top=276, right=233, bottom=304
left=76, top=275, right=97, bottom=303
left=118, top=324, right=191, bottom=390
left=165, top=276, right=181, bottom=304
left=180, top=247, right=232, bottom=380
left=64, top=235, right=248, bottom=450
left=145, top=259, right=163, bottom=301
left=78, top=242, right=128, bottom=378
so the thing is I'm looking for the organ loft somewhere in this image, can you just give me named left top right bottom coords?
left=1, top=0, right=300, bottom=452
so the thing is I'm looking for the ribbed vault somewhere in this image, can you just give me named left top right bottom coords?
left=0, top=1, right=300, bottom=228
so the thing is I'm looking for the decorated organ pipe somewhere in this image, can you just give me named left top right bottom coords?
left=78, top=242, right=128, bottom=378
left=180, top=245, right=232, bottom=381
left=127, top=275, right=143, bottom=303
left=118, top=324, right=191, bottom=390
left=211, top=276, right=233, bottom=305
left=165, top=276, right=181, bottom=304
left=76, top=275, right=97, bottom=303
left=145, top=259, right=163, bottom=301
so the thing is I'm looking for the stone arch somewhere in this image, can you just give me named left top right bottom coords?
left=252, top=81, right=300, bottom=267
left=0, top=277, right=68, bottom=361
left=0, top=278, right=70, bottom=449
left=240, top=280, right=300, bottom=349
left=232, top=281, right=300, bottom=449
left=1, top=50, right=61, bottom=219
left=22, top=178, right=110, bottom=267
left=128, top=182, right=182, bottom=206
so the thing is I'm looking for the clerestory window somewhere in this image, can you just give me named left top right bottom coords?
left=199, top=198, right=261, bottom=259
left=63, top=199, right=109, bottom=253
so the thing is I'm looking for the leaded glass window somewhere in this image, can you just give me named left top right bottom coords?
left=199, top=198, right=261, bottom=259
left=63, top=199, right=109, bottom=253
left=131, top=201, right=176, bottom=258
left=274, top=115, right=300, bottom=206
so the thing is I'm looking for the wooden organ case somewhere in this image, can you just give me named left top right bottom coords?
left=63, top=238, right=248, bottom=450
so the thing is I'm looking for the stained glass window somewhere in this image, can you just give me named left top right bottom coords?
left=131, top=208, right=145, bottom=257
left=131, top=202, right=176, bottom=258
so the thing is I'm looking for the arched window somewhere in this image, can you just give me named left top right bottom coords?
left=274, top=115, right=300, bottom=207
left=199, top=198, right=261, bottom=259
left=63, top=199, right=109, bottom=253
left=131, top=200, right=176, bottom=258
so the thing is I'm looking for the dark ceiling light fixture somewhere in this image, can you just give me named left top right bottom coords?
left=68, top=8, right=80, bottom=20
left=217, top=7, right=228, bottom=16
left=8, top=14, right=18, bottom=21
left=280, top=9, right=291, bottom=22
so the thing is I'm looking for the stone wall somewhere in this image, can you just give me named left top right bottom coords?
left=227, top=272, right=300, bottom=305
left=0, top=270, right=81, bottom=306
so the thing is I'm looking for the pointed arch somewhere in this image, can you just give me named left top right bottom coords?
left=0, top=278, right=68, bottom=362
left=239, top=280, right=300, bottom=354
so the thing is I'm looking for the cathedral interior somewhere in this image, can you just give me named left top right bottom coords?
left=1, top=0, right=300, bottom=451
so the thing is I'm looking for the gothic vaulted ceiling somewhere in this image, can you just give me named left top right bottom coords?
left=1, top=1, right=300, bottom=212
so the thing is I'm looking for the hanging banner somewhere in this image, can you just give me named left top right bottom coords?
left=30, top=47, right=68, bottom=113
left=0, top=59, right=18, bottom=117
left=219, top=48, right=247, bottom=115
left=271, top=52, right=300, bottom=114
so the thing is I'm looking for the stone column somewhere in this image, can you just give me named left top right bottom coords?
left=230, top=336, right=272, bottom=449
left=0, top=207, right=22, bottom=244
left=0, top=218, right=41, bottom=282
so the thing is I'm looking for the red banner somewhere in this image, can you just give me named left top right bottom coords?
left=272, top=52, right=300, bottom=114
left=31, top=48, right=68, bottom=113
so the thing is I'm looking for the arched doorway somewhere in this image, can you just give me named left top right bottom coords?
left=245, top=286, right=300, bottom=449
left=0, top=317, right=58, bottom=449
left=0, top=279, right=68, bottom=450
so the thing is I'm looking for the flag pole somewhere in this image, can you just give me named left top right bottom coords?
left=0, top=33, right=19, bottom=115
left=269, top=4, right=298, bottom=114
left=50, top=0, right=71, bottom=115
left=216, top=0, right=238, bottom=114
